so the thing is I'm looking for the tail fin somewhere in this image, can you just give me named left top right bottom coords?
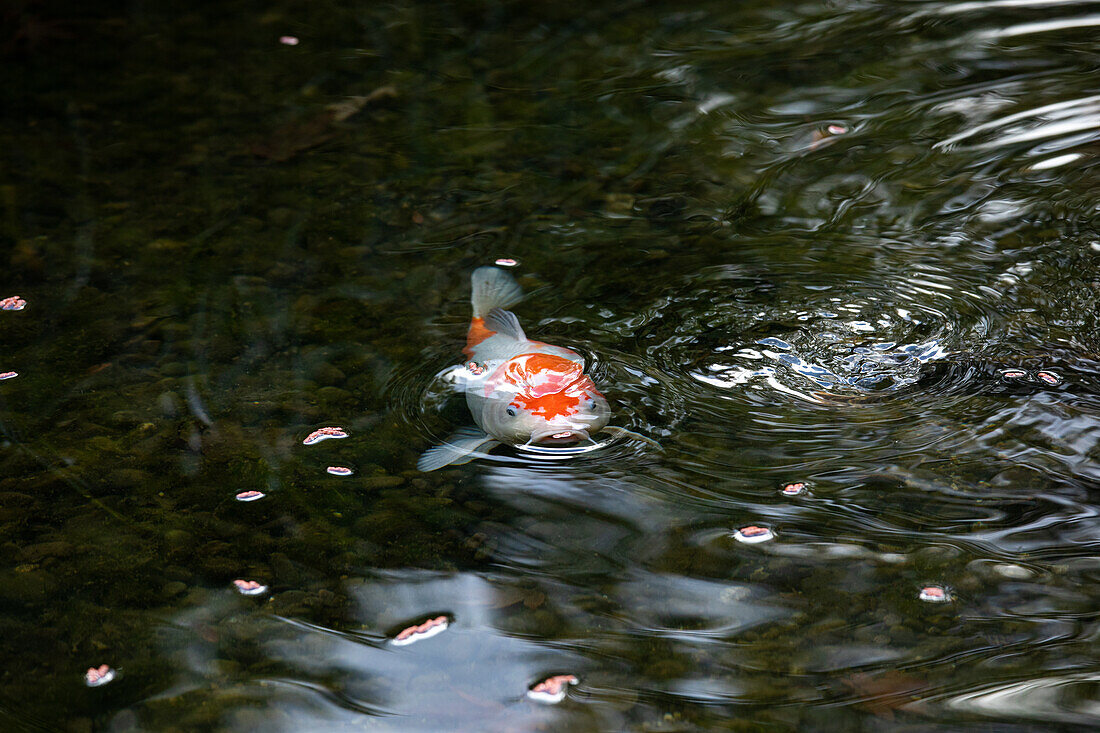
left=471, top=266, right=523, bottom=318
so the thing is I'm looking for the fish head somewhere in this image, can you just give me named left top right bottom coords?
left=480, top=353, right=610, bottom=447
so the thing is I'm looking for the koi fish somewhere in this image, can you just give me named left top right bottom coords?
left=418, top=267, right=613, bottom=471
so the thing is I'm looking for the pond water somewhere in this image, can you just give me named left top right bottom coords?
left=5, top=0, right=1100, bottom=730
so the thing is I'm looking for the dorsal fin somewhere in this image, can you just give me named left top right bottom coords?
left=471, top=267, right=523, bottom=318
left=483, top=307, right=526, bottom=341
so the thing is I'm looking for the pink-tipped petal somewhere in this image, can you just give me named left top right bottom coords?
left=919, top=585, right=951, bottom=603
left=85, top=665, right=116, bottom=687
left=233, top=579, right=268, bottom=596
left=733, top=525, right=775, bottom=544
left=303, top=426, right=349, bottom=445
left=391, top=615, right=450, bottom=646
left=527, top=674, right=578, bottom=703
left=1036, top=371, right=1061, bottom=385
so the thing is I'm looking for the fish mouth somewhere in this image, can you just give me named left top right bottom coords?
left=529, top=428, right=592, bottom=446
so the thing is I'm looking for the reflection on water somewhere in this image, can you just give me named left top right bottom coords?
left=5, top=0, right=1100, bottom=729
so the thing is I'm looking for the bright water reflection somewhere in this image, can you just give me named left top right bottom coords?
left=4, top=0, right=1100, bottom=729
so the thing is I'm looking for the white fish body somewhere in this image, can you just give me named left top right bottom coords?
left=418, top=267, right=611, bottom=471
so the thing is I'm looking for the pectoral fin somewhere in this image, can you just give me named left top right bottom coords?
left=600, top=426, right=661, bottom=447
left=417, top=427, right=500, bottom=471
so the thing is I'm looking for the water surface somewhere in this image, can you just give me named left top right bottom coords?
left=4, top=0, right=1100, bottom=729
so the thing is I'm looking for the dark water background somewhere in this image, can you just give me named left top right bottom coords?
left=5, top=0, right=1100, bottom=730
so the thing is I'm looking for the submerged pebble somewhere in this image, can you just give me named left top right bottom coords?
left=0, top=296, right=26, bottom=311
left=733, top=526, right=775, bottom=544
left=361, top=475, right=406, bottom=489
left=85, top=664, right=115, bottom=687
left=993, top=563, right=1034, bottom=579
left=326, top=466, right=354, bottom=476
left=0, top=372, right=16, bottom=381
left=1000, top=369, right=1028, bottom=381
left=235, top=490, right=265, bottom=502
left=279, top=35, right=299, bottom=45
left=391, top=615, right=449, bottom=646
left=233, top=579, right=268, bottom=596
left=303, top=426, right=349, bottom=445
left=527, top=674, right=578, bottom=704
left=494, top=258, right=518, bottom=267
left=919, top=585, right=951, bottom=603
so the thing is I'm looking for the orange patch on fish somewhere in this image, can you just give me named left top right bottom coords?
left=485, top=353, right=599, bottom=419
left=464, top=317, right=496, bottom=356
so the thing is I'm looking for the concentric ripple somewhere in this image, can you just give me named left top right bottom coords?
left=387, top=339, right=659, bottom=470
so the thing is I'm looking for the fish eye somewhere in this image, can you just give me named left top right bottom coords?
left=506, top=406, right=517, bottom=417
left=586, top=398, right=596, bottom=410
